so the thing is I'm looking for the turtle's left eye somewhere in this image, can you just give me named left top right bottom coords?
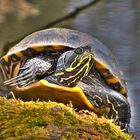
left=74, top=47, right=84, bottom=54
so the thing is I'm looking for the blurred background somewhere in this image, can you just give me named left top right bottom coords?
left=0, top=0, right=139, bottom=138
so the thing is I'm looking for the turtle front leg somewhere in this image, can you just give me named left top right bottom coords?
left=4, top=55, right=54, bottom=87
left=104, top=90, right=130, bottom=132
left=84, top=86, right=131, bottom=132
left=108, top=90, right=131, bottom=132
left=78, top=82, right=131, bottom=132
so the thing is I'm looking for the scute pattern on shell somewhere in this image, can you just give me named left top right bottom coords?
left=5, top=28, right=126, bottom=93
left=8, top=28, right=89, bottom=54
left=8, top=28, right=120, bottom=76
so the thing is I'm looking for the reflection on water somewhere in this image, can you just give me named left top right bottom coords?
left=0, top=0, right=39, bottom=21
left=0, top=0, right=139, bottom=138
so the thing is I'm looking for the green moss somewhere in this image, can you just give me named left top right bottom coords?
left=0, top=97, right=134, bottom=140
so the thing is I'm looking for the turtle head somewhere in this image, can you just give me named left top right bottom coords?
left=63, top=46, right=93, bottom=69
left=47, top=46, right=95, bottom=87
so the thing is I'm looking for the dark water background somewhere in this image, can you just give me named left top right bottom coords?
left=0, top=0, right=139, bottom=138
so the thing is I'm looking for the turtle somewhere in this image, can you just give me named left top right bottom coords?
left=0, top=28, right=130, bottom=131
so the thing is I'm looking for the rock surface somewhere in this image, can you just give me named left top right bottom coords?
left=0, top=97, right=134, bottom=140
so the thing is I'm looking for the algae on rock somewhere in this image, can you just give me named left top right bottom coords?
left=0, top=97, right=134, bottom=140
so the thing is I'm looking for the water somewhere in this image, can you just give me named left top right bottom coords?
left=0, top=0, right=139, bottom=138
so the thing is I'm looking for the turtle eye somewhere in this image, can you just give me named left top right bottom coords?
left=74, top=47, right=84, bottom=54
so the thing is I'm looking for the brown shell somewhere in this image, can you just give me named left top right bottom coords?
left=0, top=28, right=127, bottom=95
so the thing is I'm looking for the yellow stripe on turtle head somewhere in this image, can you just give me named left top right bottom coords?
left=54, top=50, right=94, bottom=86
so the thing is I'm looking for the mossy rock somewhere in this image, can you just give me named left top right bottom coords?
left=0, top=97, right=134, bottom=140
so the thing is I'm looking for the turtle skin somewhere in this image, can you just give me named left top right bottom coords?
left=44, top=48, right=131, bottom=132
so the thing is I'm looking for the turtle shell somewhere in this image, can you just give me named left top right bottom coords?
left=0, top=28, right=127, bottom=96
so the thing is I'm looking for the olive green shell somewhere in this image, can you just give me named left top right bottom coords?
left=0, top=28, right=127, bottom=95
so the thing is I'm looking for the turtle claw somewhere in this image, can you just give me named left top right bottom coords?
left=4, top=55, right=53, bottom=87
left=14, top=69, right=35, bottom=86
left=19, top=65, right=30, bottom=70
left=17, top=73, right=34, bottom=86
left=4, top=72, right=30, bottom=86
left=4, top=66, right=35, bottom=87
left=23, top=80, right=34, bottom=87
